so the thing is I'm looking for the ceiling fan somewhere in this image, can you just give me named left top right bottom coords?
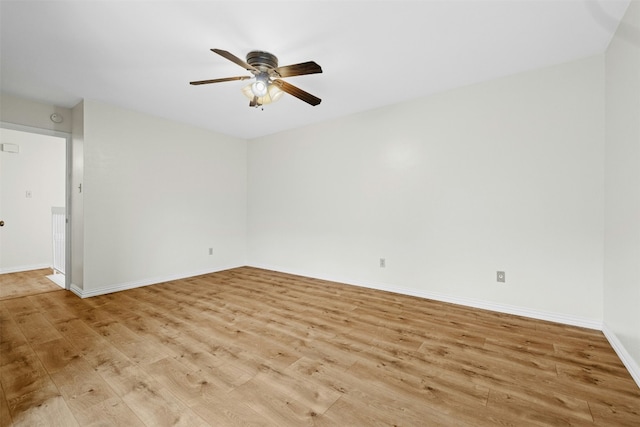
left=190, top=49, right=323, bottom=108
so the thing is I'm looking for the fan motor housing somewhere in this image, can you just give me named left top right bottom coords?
left=246, top=51, right=278, bottom=71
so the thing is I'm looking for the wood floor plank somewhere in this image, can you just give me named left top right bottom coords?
left=50, top=318, right=105, bottom=351
left=28, top=293, right=79, bottom=325
left=1, top=298, right=39, bottom=318
left=121, top=384, right=209, bottom=427
left=0, top=345, right=52, bottom=402
left=143, top=356, right=231, bottom=405
left=90, top=320, right=168, bottom=366
left=0, top=377, right=13, bottom=427
left=250, top=365, right=342, bottom=415
left=555, top=362, right=640, bottom=406
left=486, top=388, right=593, bottom=426
left=0, top=309, right=28, bottom=362
left=228, top=376, right=316, bottom=426
left=0, top=269, right=62, bottom=301
left=8, top=385, right=78, bottom=427
left=316, top=393, right=457, bottom=427
left=1, top=267, right=638, bottom=426
left=288, top=355, right=481, bottom=425
left=348, top=359, right=490, bottom=417
left=553, top=341, right=633, bottom=379
left=31, top=338, right=82, bottom=375
left=12, top=313, right=62, bottom=347
left=190, top=396, right=264, bottom=427
left=73, top=396, right=145, bottom=427
left=589, top=400, right=640, bottom=427
left=49, top=357, right=118, bottom=415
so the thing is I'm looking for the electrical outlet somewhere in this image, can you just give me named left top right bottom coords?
left=208, top=248, right=213, bottom=255
left=497, top=271, right=506, bottom=283
left=380, top=258, right=386, bottom=268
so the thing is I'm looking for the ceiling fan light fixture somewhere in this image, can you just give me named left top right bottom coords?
left=191, top=48, right=322, bottom=107
left=242, top=82, right=283, bottom=106
left=268, top=84, right=284, bottom=103
left=251, top=74, right=270, bottom=97
left=251, top=80, right=268, bottom=97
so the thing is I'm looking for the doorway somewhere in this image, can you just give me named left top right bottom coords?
left=0, top=123, right=71, bottom=291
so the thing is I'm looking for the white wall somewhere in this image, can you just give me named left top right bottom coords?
left=0, top=92, right=72, bottom=134
left=0, top=128, right=65, bottom=272
left=604, top=0, right=640, bottom=384
left=248, top=55, right=605, bottom=326
left=78, top=100, right=247, bottom=295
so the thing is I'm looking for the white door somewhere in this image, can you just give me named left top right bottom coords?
left=0, top=128, right=66, bottom=274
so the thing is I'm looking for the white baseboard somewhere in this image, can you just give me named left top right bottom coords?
left=70, top=283, right=84, bottom=298
left=0, top=264, right=51, bottom=274
left=69, top=264, right=244, bottom=298
left=602, top=325, right=640, bottom=389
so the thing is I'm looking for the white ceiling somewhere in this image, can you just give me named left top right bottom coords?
left=0, top=0, right=631, bottom=139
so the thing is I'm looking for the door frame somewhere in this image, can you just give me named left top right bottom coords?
left=0, top=121, right=72, bottom=291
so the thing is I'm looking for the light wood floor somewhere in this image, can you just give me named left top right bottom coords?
left=1, top=267, right=638, bottom=426
left=0, top=269, right=62, bottom=301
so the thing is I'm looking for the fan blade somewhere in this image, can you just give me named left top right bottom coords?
left=190, top=76, right=252, bottom=85
left=212, top=49, right=257, bottom=72
left=272, top=79, right=321, bottom=106
left=275, top=61, right=322, bottom=78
